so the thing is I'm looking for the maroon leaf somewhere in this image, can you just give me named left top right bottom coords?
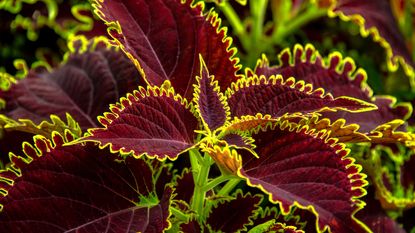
left=326, top=0, right=414, bottom=74
left=0, top=114, right=82, bottom=165
left=93, top=0, right=240, bottom=99
left=226, top=74, right=376, bottom=118
left=174, top=169, right=194, bottom=204
left=221, top=133, right=254, bottom=149
left=357, top=188, right=405, bottom=233
left=180, top=219, right=203, bottom=233
left=194, top=56, right=229, bottom=132
left=253, top=44, right=411, bottom=133
left=0, top=132, right=172, bottom=233
left=82, top=84, right=199, bottom=160
left=238, top=121, right=370, bottom=233
left=206, top=192, right=262, bottom=233
left=247, top=207, right=307, bottom=232
left=0, top=37, right=144, bottom=130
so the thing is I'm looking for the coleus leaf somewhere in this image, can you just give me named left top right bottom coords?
left=206, top=191, right=262, bottom=233
left=365, top=145, right=415, bottom=211
left=81, top=84, right=200, bottom=160
left=247, top=207, right=307, bottom=233
left=174, top=168, right=194, bottom=204
left=93, top=0, right=240, bottom=100
left=0, top=36, right=144, bottom=130
left=0, top=113, right=82, bottom=139
left=253, top=44, right=411, bottom=133
left=356, top=188, right=406, bottom=233
left=237, top=120, right=370, bottom=233
left=0, top=132, right=172, bottom=232
left=248, top=221, right=304, bottom=233
left=0, top=113, right=82, bottom=165
left=193, top=56, right=230, bottom=132
left=320, top=0, right=414, bottom=75
left=226, top=74, right=377, bottom=118
left=2, top=0, right=96, bottom=40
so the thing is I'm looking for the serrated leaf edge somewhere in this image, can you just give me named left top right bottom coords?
left=193, top=55, right=231, bottom=134
left=236, top=119, right=371, bottom=233
left=92, top=0, right=242, bottom=90
left=73, top=82, right=200, bottom=161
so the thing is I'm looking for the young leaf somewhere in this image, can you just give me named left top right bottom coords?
left=226, top=74, right=376, bottom=118
left=0, top=132, right=172, bottom=232
left=193, top=56, right=230, bottom=132
left=93, top=0, right=240, bottom=99
left=253, top=44, right=411, bottom=133
left=81, top=84, right=200, bottom=160
left=0, top=36, right=143, bottom=130
left=322, top=0, right=414, bottom=75
left=206, top=192, right=262, bottom=233
left=237, top=121, right=370, bottom=233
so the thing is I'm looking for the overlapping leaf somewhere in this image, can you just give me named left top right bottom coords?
left=226, top=73, right=376, bottom=119
left=0, top=36, right=143, bottom=130
left=0, top=113, right=81, bottom=165
left=93, top=0, right=240, bottom=99
left=206, top=192, right=262, bottom=233
left=356, top=188, right=406, bottom=233
left=237, top=121, right=370, bottom=233
left=246, top=207, right=307, bottom=232
left=320, top=0, right=414, bottom=76
left=193, top=56, right=230, bottom=132
left=253, top=44, right=411, bottom=134
left=0, top=132, right=172, bottom=233
left=82, top=84, right=199, bottom=160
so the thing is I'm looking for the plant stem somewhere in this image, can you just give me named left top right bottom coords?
left=191, top=153, right=212, bottom=220
left=217, top=178, right=241, bottom=196
left=202, top=174, right=232, bottom=192
left=250, top=0, right=268, bottom=46
left=189, top=149, right=201, bottom=185
left=170, top=206, right=190, bottom=222
left=219, top=1, right=250, bottom=50
left=272, top=6, right=326, bottom=43
left=246, top=0, right=268, bottom=67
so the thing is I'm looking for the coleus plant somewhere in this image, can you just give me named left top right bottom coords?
left=0, top=0, right=414, bottom=232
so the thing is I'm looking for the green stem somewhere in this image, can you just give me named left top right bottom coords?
left=170, top=206, right=190, bottom=222
left=202, top=174, right=232, bottom=192
left=246, top=0, right=268, bottom=67
left=272, top=6, right=326, bottom=44
left=202, top=177, right=242, bottom=218
left=191, top=154, right=212, bottom=220
left=250, top=0, right=268, bottom=45
left=217, top=178, right=241, bottom=196
left=219, top=1, right=250, bottom=50
left=189, top=149, right=201, bottom=184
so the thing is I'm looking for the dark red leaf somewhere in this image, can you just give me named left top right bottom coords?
left=238, top=121, right=370, bottom=233
left=93, top=0, right=240, bottom=99
left=194, top=57, right=229, bottom=132
left=206, top=192, right=262, bottom=233
left=226, top=74, right=376, bottom=118
left=254, top=44, right=411, bottom=133
left=82, top=85, right=199, bottom=160
left=221, top=133, right=254, bottom=150
left=0, top=114, right=82, bottom=165
left=328, top=0, right=414, bottom=74
left=0, top=37, right=143, bottom=130
left=0, top=133, right=172, bottom=233
left=174, top=169, right=194, bottom=204
left=357, top=188, right=406, bottom=233
left=179, top=219, right=203, bottom=233
left=246, top=207, right=307, bottom=232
